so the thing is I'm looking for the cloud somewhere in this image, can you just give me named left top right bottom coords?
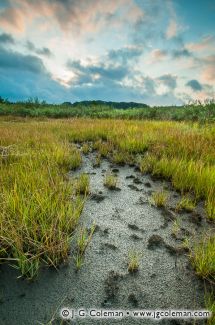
left=0, top=46, right=47, bottom=74
left=165, top=0, right=181, bottom=40
left=158, top=74, right=177, bottom=89
left=0, top=43, right=183, bottom=105
left=0, top=0, right=144, bottom=35
left=186, top=79, right=203, bottom=92
left=200, top=55, right=215, bottom=82
left=187, top=35, right=215, bottom=52
left=150, top=49, right=167, bottom=62
left=166, top=19, right=178, bottom=39
left=26, top=41, right=53, bottom=57
left=61, top=50, right=182, bottom=105
left=172, top=48, right=192, bottom=58
left=0, top=32, right=14, bottom=44
left=108, top=45, right=143, bottom=64
left=67, top=59, right=129, bottom=85
left=67, top=45, right=144, bottom=86
left=0, top=6, right=26, bottom=32
left=0, top=46, right=69, bottom=102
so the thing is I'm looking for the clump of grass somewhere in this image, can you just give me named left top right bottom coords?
left=205, top=291, right=215, bottom=325
left=151, top=190, right=169, bottom=207
left=112, top=151, right=126, bottom=165
left=182, top=237, right=190, bottom=251
left=74, top=224, right=95, bottom=271
left=176, top=196, right=196, bottom=212
left=190, top=234, right=215, bottom=280
left=206, top=191, right=215, bottom=221
left=82, top=143, right=90, bottom=154
left=139, top=153, right=156, bottom=174
left=92, top=154, right=101, bottom=167
left=94, top=140, right=113, bottom=157
left=171, top=219, right=181, bottom=238
left=74, top=173, right=90, bottom=195
left=0, top=137, right=84, bottom=278
left=128, top=251, right=140, bottom=273
left=104, top=171, right=118, bottom=189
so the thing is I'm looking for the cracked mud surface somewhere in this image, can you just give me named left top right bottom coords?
left=0, top=151, right=210, bottom=325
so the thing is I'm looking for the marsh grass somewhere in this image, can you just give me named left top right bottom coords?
left=104, top=171, right=118, bottom=189
left=206, top=191, right=215, bottom=221
left=74, top=173, right=90, bottom=195
left=111, top=151, right=132, bottom=165
left=0, top=117, right=214, bottom=286
left=92, top=154, right=101, bottom=167
left=175, top=196, right=196, bottom=212
left=0, top=124, right=83, bottom=278
left=128, top=251, right=140, bottom=273
left=190, top=234, right=215, bottom=280
left=82, top=143, right=90, bottom=154
left=151, top=190, right=169, bottom=207
left=74, top=224, right=95, bottom=271
left=171, top=219, right=181, bottom=238
left=205, top=291, right=215, bottom=325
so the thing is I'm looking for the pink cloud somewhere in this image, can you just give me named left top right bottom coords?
left=0, top=7, right=26, bottom=33
left=150, top=49, right=167, bottom=62
left=0, top=0, right=144, bottom=35
left=166, top=19, right=178, bottom=39
left=201, top=55, right=215, bottom=82
left=187, top=35, right=215, bottom=52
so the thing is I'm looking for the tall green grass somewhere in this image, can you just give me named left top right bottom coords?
left=0, top=126, right=83, bottom=278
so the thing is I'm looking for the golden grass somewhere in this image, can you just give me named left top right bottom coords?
left=190, top=235, right=215, bottom=280
left=175, top=196, right=196, bottom=212
left=151, top=190, right=169, bottom=207
left=128, top=251, right=140, bottom=273
left=0, top=120, right=83, bottom=278
left=104, top=171, right=118, bottom=189
left=74, top=173, right=90, bottom=195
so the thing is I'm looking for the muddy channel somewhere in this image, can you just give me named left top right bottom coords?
left=0, top=149, right=211, bottom=325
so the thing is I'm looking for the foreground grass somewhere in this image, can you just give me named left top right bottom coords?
left=0, top=123, right=84, bottom=278
left=0, top=117, right=214, bottom=288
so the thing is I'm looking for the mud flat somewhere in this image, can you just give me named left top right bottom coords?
left=0, top=151, right=210, bottom=325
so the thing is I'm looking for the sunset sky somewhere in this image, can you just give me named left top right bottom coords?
left=0, top=0, right=214, bottom=105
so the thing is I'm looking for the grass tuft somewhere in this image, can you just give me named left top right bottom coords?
left=74, top=173, right=90, bottom=195
left=104, top=171, right=118, bottom=189
left=151, top=190, right=169, bottom=207
left=128, top=251, right=140, bottom=273
left=190, top=234, right=215, bottom=280
left=176, top=196, right=196, bottom=212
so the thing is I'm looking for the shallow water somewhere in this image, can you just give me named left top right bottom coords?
left=0, top=152, right=209, bottom=325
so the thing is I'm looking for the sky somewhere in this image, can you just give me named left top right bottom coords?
left=0, top=0, right=214, bottom=105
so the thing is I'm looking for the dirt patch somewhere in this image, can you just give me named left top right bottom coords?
left=112, top=168, right=119, bottom=173
left=128, top=293, right=139, bottom=307
left=144, top=181, right=152, bottom=188
left=136, top=196, right=148, bottom=205
left=127, top=184, right=141, bottom=191
left=126, top=175, right=135, bottom=179
left=102, top=243, right=118, bottom=250
left=133, top=177, right=142, bottom=184
left=127, top=224, right=140, bottom=232
left=130, top=234, right=143, bottom=241
left=90, top=193, right=106, bottom=203
left=103, top=271, right=122, bottom=305
left=190, top=212, right=202, bottom=225
left=147, top=234, right=188, bottom=256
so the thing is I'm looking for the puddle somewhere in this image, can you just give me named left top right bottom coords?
left=0, top=152, right=209, bottom=325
